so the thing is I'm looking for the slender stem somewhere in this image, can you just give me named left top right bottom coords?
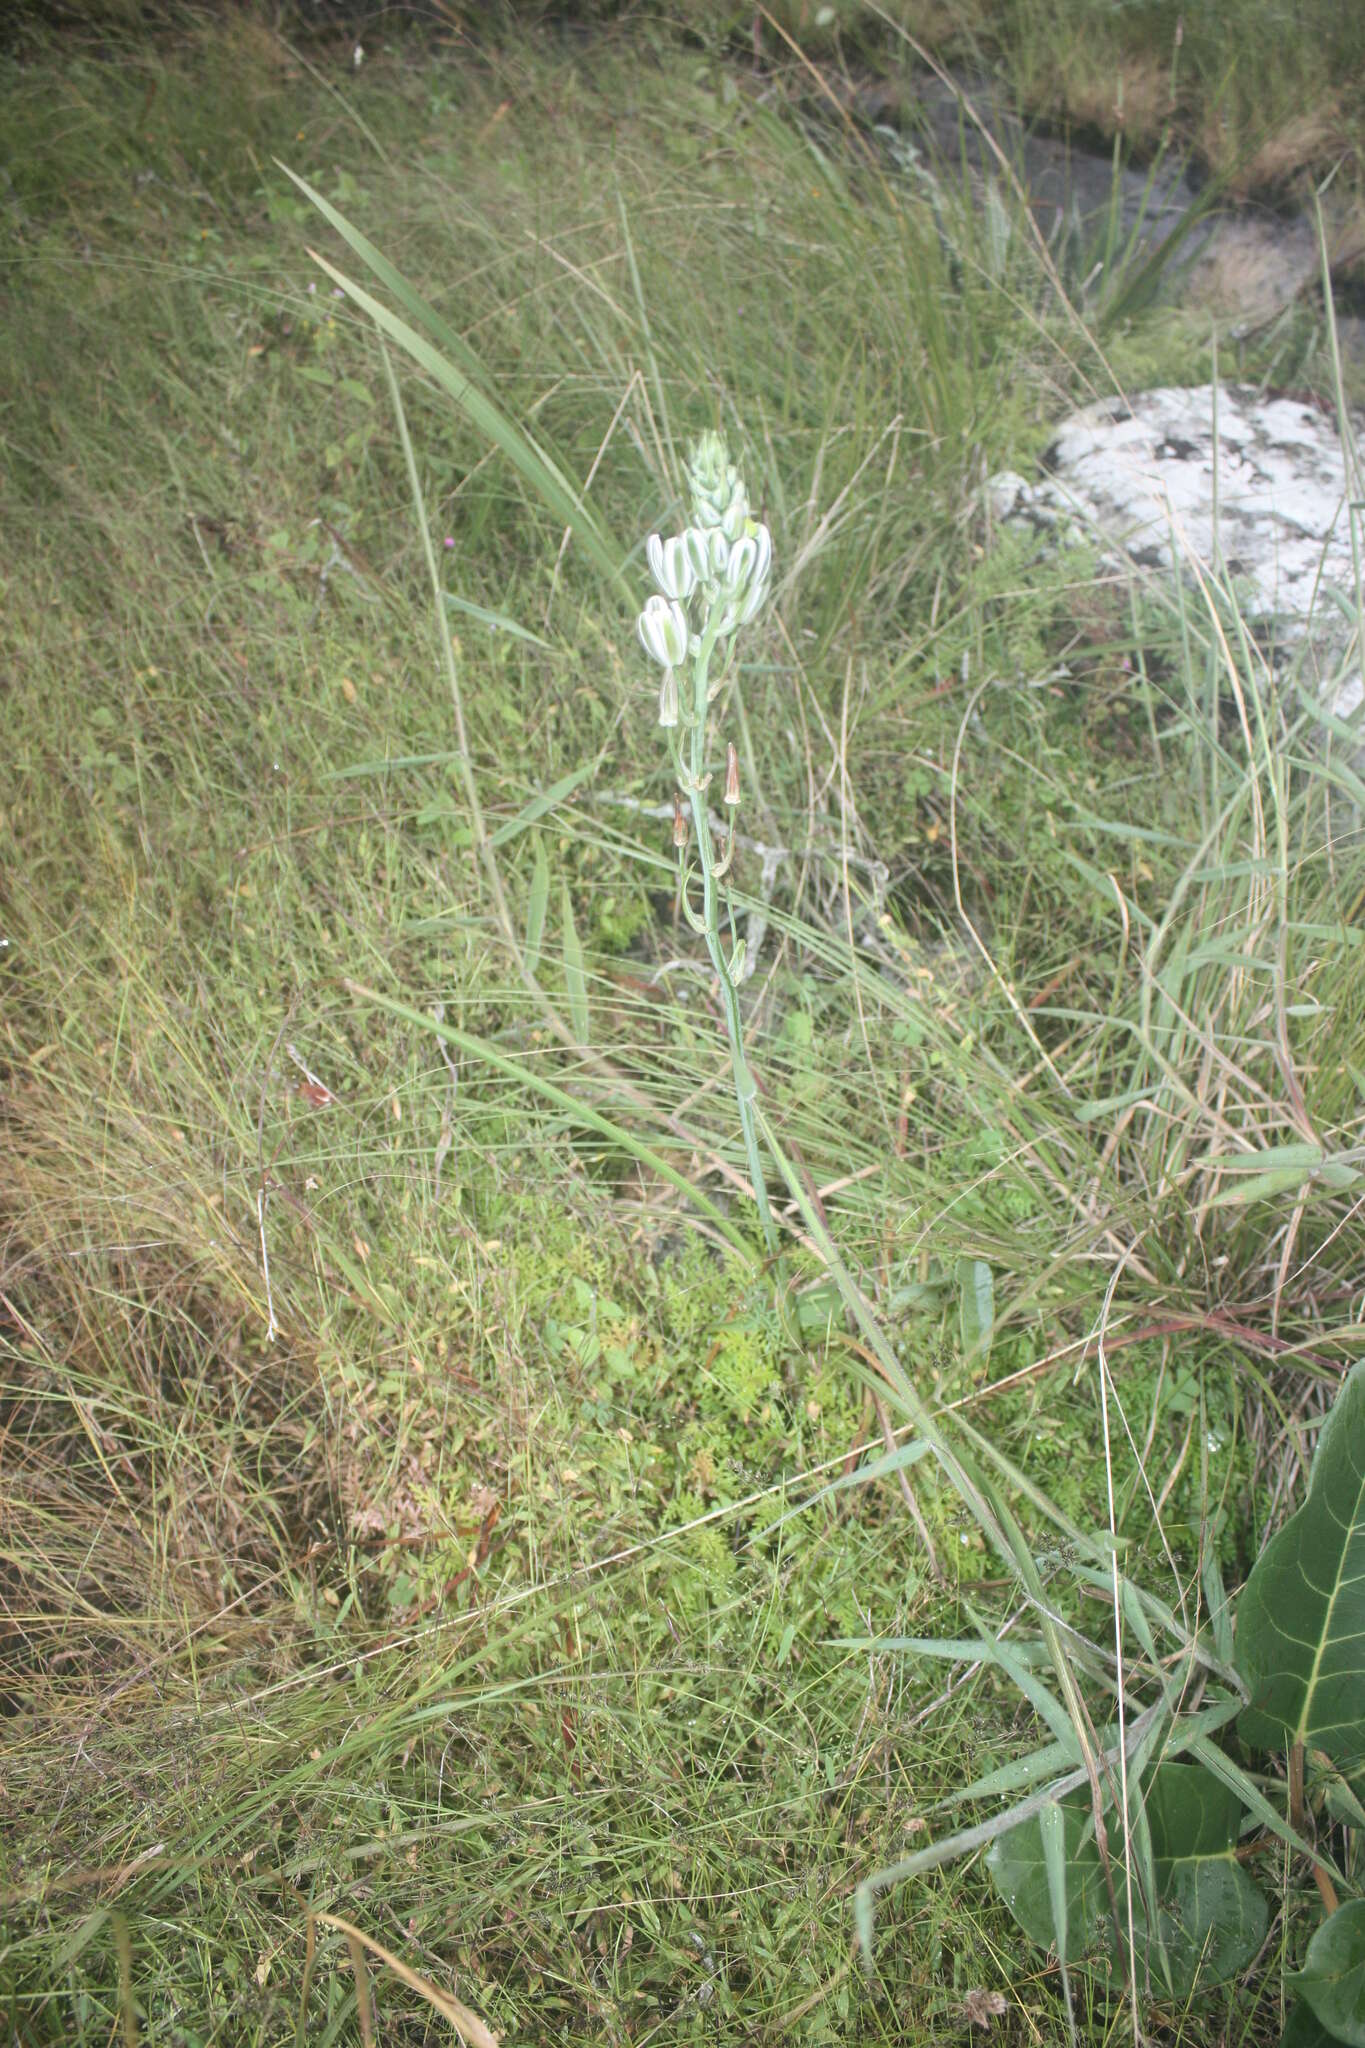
left=682, top=597, right=779, bottom=1254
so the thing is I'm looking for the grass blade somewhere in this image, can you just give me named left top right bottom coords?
left=560, top=881, right=590, bottom=1044
left=343, top=981, right=757, bottom=1264
left=444, top=592, right=552, bottom=648
left=525, top=836, right=550, bottom=977
left=280, top=168, right=630, bottom=604
left=315, top=1908, right=501, bottom=2045
left=490, top=765, right=597, bottom=850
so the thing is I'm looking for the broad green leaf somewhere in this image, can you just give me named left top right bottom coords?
left=560, top=882, right=589, bottom=1045
left=957, top=1257, right=994, bottom=1361
left=1237, top=1359, right=1365, bottom=1767
left=988, top=1765, right=1267, bottom=1998
left=1130, top=1764, right=1268, bottom=1997
left=1296, top=1900, right=1365, bottom=2047
left=1278, top=2000, right=1340, bottom=2048
left=524, top=838, right=549, bottom=978
left=986, top=1791, right=1106, bottom=1958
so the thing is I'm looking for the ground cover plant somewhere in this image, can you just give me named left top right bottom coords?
left=2, top=9, right=1364, bottom=2045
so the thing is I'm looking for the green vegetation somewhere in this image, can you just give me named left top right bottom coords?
left=866, top=0, right=1365, bottom=194
left=2, top=10, right=1363, bottom=2045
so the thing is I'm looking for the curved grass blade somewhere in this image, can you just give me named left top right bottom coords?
left=524, top=836, right=550, bottom=978
left=279, top=164, right=630, bottom=604
left=343, top=980, right=758, bottom=1265
left=307, top=244, right=629, bottom=600
left=560, top=881, right=590, bottom=1044
left=489, top=765, right=597, bottom=850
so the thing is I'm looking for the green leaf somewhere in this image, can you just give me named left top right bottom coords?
left=1038, top=1798, right=1073, bottom=1964
left=444, top=591, right=552, bottom=649
left=1187, top=1735, right=1338, bottom=1875
left=279, top=167, right=630, bottom=604
left=490, top=764, right=596, bottom=850
left=986, top=1791, right=1106, bottom=1958
left=1278, top=2000, right=1341, bottom=2048
left=1202, top=1546, right=1236, bottom=1668
left=1321, top=1760, right=1365, bottom=1832
left=1201, top=1144, right=1362, bottom=1208
left=524, top=838, right=549, bottom=978
left=560, top=882, right=589, bottom=1045
left=1236, top=1360, right=1365, bottom=1767
left=1296, top=1900, right=1365, bottom=2047
left=1130, top=1764, right=1268, bottom=1997
left=988, top=1765, right=1267, bottom=1999
left=957, top=1257, right=994, bottom=1361
left=326, top=748, right=469, bottom=780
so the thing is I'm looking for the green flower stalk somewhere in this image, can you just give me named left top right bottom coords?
left=637, top=434, right=778, bottom=1253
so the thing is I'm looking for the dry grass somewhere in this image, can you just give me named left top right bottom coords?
left=1205, top=98, right=1355, bottom=197
left=1045, top=52, right=1176, bottom=155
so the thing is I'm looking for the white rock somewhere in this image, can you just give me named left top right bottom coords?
left=991, top=384, right=1365, bottom=723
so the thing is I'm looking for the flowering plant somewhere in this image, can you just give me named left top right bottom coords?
left=636, top=432, right=777, bottom=1250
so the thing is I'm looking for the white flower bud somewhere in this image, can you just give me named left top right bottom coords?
left=720, top=498, right=747, bottom=543
left=723, top=534, right=756, bottom=594
left=686, top=431, right=751, bottom=537
left=735, top=569, right=770, bottom=627
left=683, top=526, right=712, bottom=585
left=709, top=528, right=731, bottom=577
left=646, top=532, right=697, bottom=602
left=637, top=595, right=690, bottom=670
left=658, top=668, right=679, bottom=728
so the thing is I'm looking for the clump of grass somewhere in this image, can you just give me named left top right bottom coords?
left=2, top=11, right=1363, bottom=2046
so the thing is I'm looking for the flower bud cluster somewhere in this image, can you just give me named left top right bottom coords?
left=635, top=434, right=772, bottom=696
left=686, top=430, right=750, bottom=542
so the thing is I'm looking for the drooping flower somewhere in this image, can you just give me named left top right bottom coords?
left=683, top=526, right=712, bottom=586
left=734, top=562, right=771, bottom=628
left=723, top=533, right=757, bottom=595
left=637, top=594, right=690, bottom=670
left=646, top=532, right=697, bottom=603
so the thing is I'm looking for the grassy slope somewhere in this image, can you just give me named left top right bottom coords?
left=2, top=12, right=1363, bottom=2044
